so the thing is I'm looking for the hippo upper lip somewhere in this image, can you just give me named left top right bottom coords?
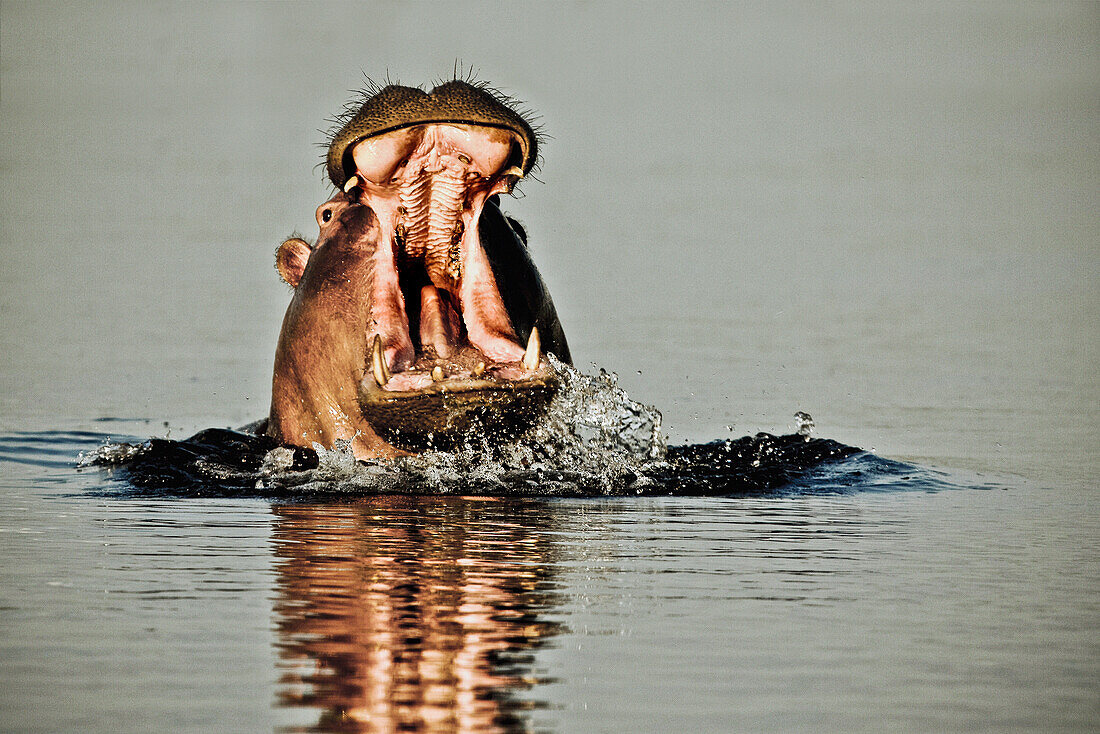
left=325, top=80, right=538, bottom=192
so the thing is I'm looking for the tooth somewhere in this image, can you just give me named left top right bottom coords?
left=343, top=175, right=359, bottom=193
left=522, top=327, right=540, bottom=371
left=431, top=366, right=444, bottom=382
left=371, top=359, right=387, bottom=387
left=501, top=165, right=524, bottom=179
left=472, top=361, right=486, bottom=378
left=371, top=335, right=390, bottom=386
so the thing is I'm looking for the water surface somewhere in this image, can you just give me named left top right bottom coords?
left=3, top=432, right=1096, bottom=732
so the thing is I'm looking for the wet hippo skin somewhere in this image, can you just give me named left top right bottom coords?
left=267, top=80, right=570, bottom=459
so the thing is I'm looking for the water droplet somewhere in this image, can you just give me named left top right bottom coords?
left=794, top=411, right=815, bottom=438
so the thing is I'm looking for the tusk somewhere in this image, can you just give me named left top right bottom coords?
left=522, top=327, right=540, bottom=371
left=431, top=365, right=444, bottom=382
left=501, top=165, right=524, bottom=179
left=343, top=175, right=359, bottom=193
left=371, top=335, right=390, bottom=386
left=472, top=361, right=486, bottom=378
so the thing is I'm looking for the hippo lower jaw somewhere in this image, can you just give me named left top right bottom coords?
left=354, top=298, right=559, bottom=452
left=359, top=316, right=556, bottom=452
left=359, top=337, right=557, bottom=451
left=351, top=229, right=559, bottom=450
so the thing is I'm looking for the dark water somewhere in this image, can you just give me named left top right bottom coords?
left=2, top=2, right=1098, bottom=732
left=75, top=363, right=865, bottom=500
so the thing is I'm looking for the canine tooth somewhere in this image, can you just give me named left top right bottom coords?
left=522, top=327, right=540, bottom=371
left=343, top=175, right=359, bottom=193
left=431, top=366, right=444, bottom=382
left=501, top=166, right=524, bottom=179
left=371, top=335, right=390, bottom=386
left=472, top=361, right=486, bottom=378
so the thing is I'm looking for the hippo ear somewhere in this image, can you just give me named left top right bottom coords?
left=275, top=238, right=312, bottom=287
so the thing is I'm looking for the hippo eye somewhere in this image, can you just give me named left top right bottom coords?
left=321, top=208, right=333, bottom=223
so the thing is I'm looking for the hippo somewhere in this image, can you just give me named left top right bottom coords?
left=266, top=80, right=571, bottom=459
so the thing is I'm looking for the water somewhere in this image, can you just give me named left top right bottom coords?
left=3, top=433, right=1096, bottom=732
left=2, top=2, right=1097, bottom=732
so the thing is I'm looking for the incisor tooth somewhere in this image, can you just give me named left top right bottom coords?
left=522, top=327, right=540, bottom=371
left=343, top=175, right=359, bottom=193
left=371, top=335, right=390, bottom=386
left=431, top=366, right=444, bottom=382
left=472, top=361, right=486, bottom=378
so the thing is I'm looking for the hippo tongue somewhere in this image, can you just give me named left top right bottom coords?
left=417, top=284, right=460, bottom=358
left=413, top=217, right=524, bottom=364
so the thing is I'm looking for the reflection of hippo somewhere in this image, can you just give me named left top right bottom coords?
left=267, top=80, right=570, bottom=459
left=271, top=499, right=563, bottom=728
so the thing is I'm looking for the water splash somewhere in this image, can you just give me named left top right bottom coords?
left=794, top=411, right=815, bottom=439
left=255, top=357, right=669, bottom=495
left=77, top=440, right=146, bottom=467
left=80, top=360, right=861, bottom=498
left=512, top=356, right=666, bottom=461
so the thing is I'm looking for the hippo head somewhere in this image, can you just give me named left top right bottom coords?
left=267, top=80, right=570, bottom=459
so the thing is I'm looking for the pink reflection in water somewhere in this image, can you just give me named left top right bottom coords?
left=271, top=497, right=563, bottom=733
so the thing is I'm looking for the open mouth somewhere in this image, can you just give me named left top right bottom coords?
left=344, top=120, right=555, bottom=448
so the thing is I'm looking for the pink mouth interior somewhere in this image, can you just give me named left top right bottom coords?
left=348, top=123, right=532, bottom=389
